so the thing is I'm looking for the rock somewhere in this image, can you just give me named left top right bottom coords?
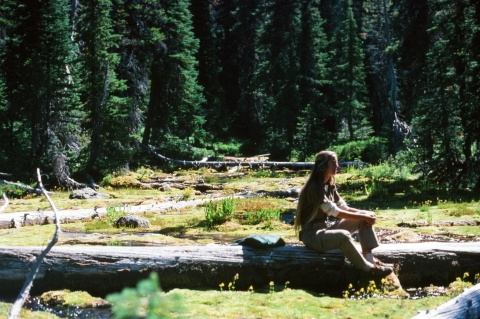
left=113, top=215, right=151, bottom=228
left=384, top=230, right=423, bottom=243
left=69, top=188, right=110, bottom=199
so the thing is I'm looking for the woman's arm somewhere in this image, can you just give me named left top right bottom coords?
left=336, top=209, right=376, bottom=225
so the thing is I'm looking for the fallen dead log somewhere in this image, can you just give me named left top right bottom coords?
left=139, top=141, right=315, bottom=169
left=412, top=283, right=480, bottom=319
left=0, top=242, right=479, bottom=298
left=0, top=189, right=293, bottom=229
left=398, top=220, right=480, bottom=227
left=0, top=179, right=51, bottom=196
left=0, top=195, right=242, bottom=229
left=139, top=142, right=365, bottom=171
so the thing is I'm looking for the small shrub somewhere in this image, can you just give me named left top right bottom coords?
left=107, top=272, right=184, bottom=318
left=255, top=169, right=279, bottom=178
left=106, top=204, right=127, bottom=226
left=182, top=187, right=193, bottom=200
left=331, top=137, right=388, bottom=164
left=245, top=208, right=281, bottom=225
left=449, top=207, right=476, bottom=217
left=205, top=197, right=235, bottom=228
left=0, top=184, right=27, bottom=198
left=101, top=174, right=114, bottom=186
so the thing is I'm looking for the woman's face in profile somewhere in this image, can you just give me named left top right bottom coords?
left=326, top=155, right=339, bottom=178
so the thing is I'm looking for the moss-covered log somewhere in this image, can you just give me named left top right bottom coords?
left=0, top=242, right=479, bottom=298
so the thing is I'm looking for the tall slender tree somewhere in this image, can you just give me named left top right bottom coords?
left=190, top=0, right=225, bottom=138
left=142, top=0, right=205, bottom=155
left=256, top=0, right=301, bottom=159
left=76, top=0, right=129, bottom=174
left=230, top=0, right=264, bottom=149
left=294, top=0, right=333, bottom=160
left=333, top=0, right=368, bottom=141
left=2, top=0, right=81, bottom=182
left=410, top=0, right=479, bottom=187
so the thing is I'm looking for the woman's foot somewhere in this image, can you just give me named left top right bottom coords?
left=368, top=264, right=393, bottom=277
left=374, top=258, right=394, bottom=268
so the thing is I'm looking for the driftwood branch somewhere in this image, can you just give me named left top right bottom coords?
left=7, top=169, right=62, bottom=319
left=412, top=283, right=480, bottom=319
left=0, top=192, right=8, bottom=213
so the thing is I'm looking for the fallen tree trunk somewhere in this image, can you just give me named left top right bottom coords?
left=0, top=179, right=51, bottom=196
left=0, top=196, right=232, bottom=229
left=0, top=188, right=297, bottom=229
left=0, top=242, right=478, bottom=298
left=138, top=141, right=315, bottom=169
left=412, top=283, right=480, bottom=319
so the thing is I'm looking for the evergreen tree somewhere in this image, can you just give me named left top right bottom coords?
left=215, top=0, right=241, bottom=139
left=397, top=0, right=429, bottom=124
left=76, top=0, right=129, bottom=174
left=2, top=0, right=81, bottom=182
left=410, top=0, right=479, bottom=187
left=142, top=0, right=205, bottom=156
left=256, top=0, right=302, bottom=159
left=471, top=0, right=480, bottom=189
left=333, top=0, right=368, bottom=141
left=294, top=0, right=333, bottom=160
left=0, top=0, right=15, bottom=171
left=230, top=0, right=264, bottom=149
left=109, top=0, right=166, bottom=170
left=190, top=0, right=225, bottom=138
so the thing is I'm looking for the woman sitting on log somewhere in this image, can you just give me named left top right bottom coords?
left=295, top=150, right=392, bottom=277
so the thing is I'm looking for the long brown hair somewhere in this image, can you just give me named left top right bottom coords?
left=294, top=150, right=337, bottom=233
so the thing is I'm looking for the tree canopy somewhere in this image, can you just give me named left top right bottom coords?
left=0, top=0, right=479, bottom=189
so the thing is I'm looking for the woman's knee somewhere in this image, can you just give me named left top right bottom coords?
left=327, top=229, right=352, bottom=245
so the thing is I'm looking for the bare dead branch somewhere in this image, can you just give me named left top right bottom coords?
left=0, top=193, right=8, bottom=213
left=7, top=168, right=62, bottom=319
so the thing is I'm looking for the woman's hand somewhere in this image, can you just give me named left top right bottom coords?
left=358, top=210, right=376, bottom=226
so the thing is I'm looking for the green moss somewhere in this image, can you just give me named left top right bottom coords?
left=40, top=290, right=108, bottom=308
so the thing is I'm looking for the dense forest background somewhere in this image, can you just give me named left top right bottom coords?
left=0, top=0, right=479, bottom=189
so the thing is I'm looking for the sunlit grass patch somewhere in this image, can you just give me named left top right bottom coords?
left=0, top=301, right=58, bottom=319
left=164, top=287, right=451, bottom=319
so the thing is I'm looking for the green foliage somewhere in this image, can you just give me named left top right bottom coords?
left=107, top=272, right=184, bottom=319
left=106, top=204, right=128, bottom=226
left=245, top=208, right=281, bottom=225
left=332, top=0, right=369, bottom=142
left=182, top=187, right=193, bottom=200
left=254, top=169, right=280, bottom=178
left=0, top=184, right=28, bottom=198
left=1, top=0, right=82, bottom=180
left=205, top=197, right=235, bottom=228
left=331, top=137, right=388, bottom=164
left=101, top=174, right=114, bottom=186
left=142, top=0, right=206, bottom=152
